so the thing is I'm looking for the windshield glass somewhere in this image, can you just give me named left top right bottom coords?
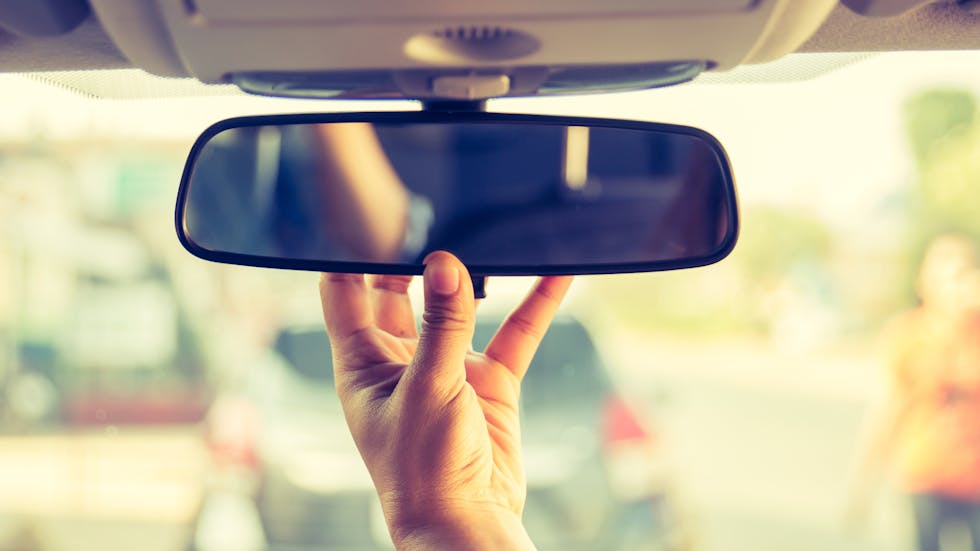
left=3, top=52, right=980, bottom=551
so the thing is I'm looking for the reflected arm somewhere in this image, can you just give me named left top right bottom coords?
left=311, top=123, right=410, bottom=262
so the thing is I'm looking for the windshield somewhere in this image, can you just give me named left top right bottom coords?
left=3, top=52, right=980, bottom=551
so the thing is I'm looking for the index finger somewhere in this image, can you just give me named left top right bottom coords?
left=484, top=276, right=572, bottom=379
left=319, top=273, right=373, bottom=341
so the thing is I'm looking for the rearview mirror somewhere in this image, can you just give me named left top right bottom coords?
left=176, top=112, right=738, bottom=276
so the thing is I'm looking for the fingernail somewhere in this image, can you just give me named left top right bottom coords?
left=426, top=263, right=459, bottom=296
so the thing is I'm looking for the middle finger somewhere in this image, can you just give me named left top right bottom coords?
left=368, top=274, right=417, bottom=339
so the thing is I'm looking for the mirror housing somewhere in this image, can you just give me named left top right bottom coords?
left=175, top=112, right=739, bottom=277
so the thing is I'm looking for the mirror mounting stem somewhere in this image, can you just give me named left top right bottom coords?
left=472, top=275, right=487, bottom=299
left=420, top=99, right=487, bottom=112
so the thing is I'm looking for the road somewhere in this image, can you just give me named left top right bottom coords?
left=0, top=428, right=205, bottom=551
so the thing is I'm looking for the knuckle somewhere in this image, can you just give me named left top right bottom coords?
left=420, top=303, right=471, bottom=331
left=371, top=275, right=413, bottom=294
left=323, top=273, right=361, bottom=283
left=504, top=313, right=545, bottom=340
left=320, top=273, right=364, bottom=292
left=531, top=281, right=562, bottom=303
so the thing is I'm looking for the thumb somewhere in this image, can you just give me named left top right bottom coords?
left=403, top=251, right=475, bottom=397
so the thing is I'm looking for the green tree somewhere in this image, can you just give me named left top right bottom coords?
left=894, top=89, right=980, bottom=307
left=904, top=88, right=974, bottom=166
left=904, top=89, right=980, bottom=238
left=734, top=206, right=833, bottom=285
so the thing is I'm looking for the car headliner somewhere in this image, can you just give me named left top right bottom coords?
left=1, top=3, right=980, bottom=99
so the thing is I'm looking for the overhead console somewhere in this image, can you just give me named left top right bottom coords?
left=86, top=0, right=837, bottom=99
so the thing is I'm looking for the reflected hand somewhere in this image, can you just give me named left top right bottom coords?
left=319, top=251, right=572, bottom=551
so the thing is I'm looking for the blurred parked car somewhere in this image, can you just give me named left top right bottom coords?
left=0, top=232, right=211, bottom=551
left=198, top=315, right=684, bottom=551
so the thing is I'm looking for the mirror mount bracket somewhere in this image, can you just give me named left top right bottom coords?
left=423, top=101, right=485, bottom=298
left=471, top=275, right=487, bottom=300
left=419, top=99, right=487, bottom=112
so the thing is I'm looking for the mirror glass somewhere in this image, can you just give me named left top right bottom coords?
left=178, top=116, right=737, bottom=275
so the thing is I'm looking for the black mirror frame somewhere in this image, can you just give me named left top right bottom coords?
left=175, top=111, right=740, bottom=276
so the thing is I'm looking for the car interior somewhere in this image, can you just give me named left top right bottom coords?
left=3, top=1, right=980, bottom=551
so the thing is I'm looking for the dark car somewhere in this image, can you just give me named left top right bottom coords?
left=198, top=315, right=684, bottom=551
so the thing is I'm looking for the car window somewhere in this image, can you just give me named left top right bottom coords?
left=4, top=52, right=980, bottom=551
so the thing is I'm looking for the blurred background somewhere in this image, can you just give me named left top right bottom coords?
left=2, top=51, right=980, bottom=551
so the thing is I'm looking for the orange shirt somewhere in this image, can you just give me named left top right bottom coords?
left=887, top=310, right=980, bottom=500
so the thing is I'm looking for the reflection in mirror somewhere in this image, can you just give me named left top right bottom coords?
left=180, top=118, right=736, bottom=274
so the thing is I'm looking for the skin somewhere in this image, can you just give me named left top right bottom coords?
left=844, top=236, right=980, bottom=528
left=312, top=123, right=410, bottom=262
left=319, top=250, right=573, bottom=550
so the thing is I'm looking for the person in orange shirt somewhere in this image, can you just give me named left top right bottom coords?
left=849, top=234, right=980, bottom=551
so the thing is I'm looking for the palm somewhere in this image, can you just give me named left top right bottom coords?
left=339, top=325, right=526, bottom=512
left=319, top=257, right=571, bottom=527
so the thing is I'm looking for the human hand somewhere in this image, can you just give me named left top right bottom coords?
left=319, top=251, right=572, bottom=551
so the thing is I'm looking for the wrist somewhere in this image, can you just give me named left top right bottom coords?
left=391, top=509, right=535, bottom=551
